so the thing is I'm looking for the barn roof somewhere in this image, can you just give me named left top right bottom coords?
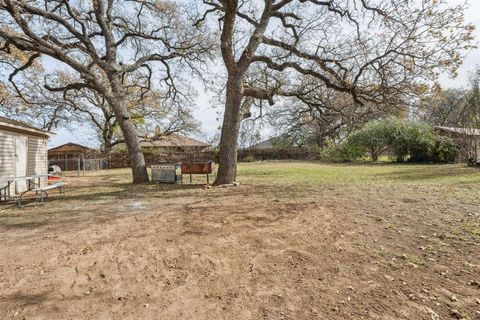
left=249, top=134, right=292, bottom=149
left=140, top=134, right=210, bottom=148
left=0, top=116, right=52, bottom=137
left=48, top=142, right=96, bottom=153
left=434, top=126, right=480, bottom=136
left=249, top=137, right=276, bottom=149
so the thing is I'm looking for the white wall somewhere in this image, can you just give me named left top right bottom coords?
left=0, top=128, right=48, bottom=194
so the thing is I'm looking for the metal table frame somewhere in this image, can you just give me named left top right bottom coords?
left=0, top=174, right=51, bottom=203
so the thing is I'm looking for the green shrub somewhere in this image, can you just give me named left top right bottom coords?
left=403, top=123, right=437, bottom=162
left=242, top=155, right=257, bottom=162
left=348, top=119, right=394, bottom=161
left=346, top=118, right=459, bottom=163
left=412, top=135, right=458, bottom=163
left=435, top=136, right=459, bottom=163
left=317, top=141, right=365, bottom=162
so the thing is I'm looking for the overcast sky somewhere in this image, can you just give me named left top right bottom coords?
left=439, top=0, right=480, bottom=87
left=48, top=0, right=480, bottom=148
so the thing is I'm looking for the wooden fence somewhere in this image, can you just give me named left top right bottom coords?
left=107, top=151, right=214, bottom=169
left=237, top=147, right=315, bottom=161
left=106, top=147, right=314, bottom=169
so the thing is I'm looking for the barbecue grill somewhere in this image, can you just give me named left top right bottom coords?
left=151, top=163, right=182, bottom=183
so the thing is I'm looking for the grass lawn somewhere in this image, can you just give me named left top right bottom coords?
left=0, top=161, right=479, bottom=319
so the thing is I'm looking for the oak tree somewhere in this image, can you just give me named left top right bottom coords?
left=0, top=0, right=210, bottom=183
left=197, top=0, right=475, bottom=184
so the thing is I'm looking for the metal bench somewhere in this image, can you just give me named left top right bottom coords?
left=17, top=182, right=67, bottom=207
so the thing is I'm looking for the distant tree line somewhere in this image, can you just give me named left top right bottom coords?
left=420, top=66, right=480, bottom=132
left=257, top=66, right=480, bottom=165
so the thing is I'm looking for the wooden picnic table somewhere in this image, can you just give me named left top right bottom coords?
left=0, top=174, right=51, bottom=202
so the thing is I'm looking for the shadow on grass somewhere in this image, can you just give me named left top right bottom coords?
left=375, top=166, right=480, bottom=182
left=247, top=159, right=432, bottom=166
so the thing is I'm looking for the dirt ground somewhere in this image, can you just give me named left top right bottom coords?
left=0, top=162, right=479, bottom=319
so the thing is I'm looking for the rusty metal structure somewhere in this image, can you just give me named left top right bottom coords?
left=181, top=161, right=215, bottom=184
left=151, top=161, right=216, bottom=184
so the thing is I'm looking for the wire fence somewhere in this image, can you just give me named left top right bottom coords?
left=48, top=148, right=315, bottom=174
left=49, top=158, right=108, bottom=175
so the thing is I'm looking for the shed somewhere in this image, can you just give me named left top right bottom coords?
left=48, top=142, right=97, bottom=160
left=434, top=126, right=480, bottom=163
left=0, top=116, right=52, bottom=194
left=48, top=142, right=99, bottom=171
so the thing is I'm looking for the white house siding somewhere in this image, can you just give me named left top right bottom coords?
left=0, top=128, right=49, bottom=195
left=0, top=130, right=16, bottom=194
left=28, top=136, right=48, bottom=187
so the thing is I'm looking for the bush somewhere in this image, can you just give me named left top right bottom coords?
left=346, top=117, right=417, bottom=162
left=346, top=118, right=459, bottom=163
left=414, top=135, right=458, bottom=163
left=348, top=119, right=395, bottom=161
left=241, top=155, right=257, bottom=162
left=317, top=141, right=365, bottom=162
left=401, top=123, right=437, bottom=162
left=433, top=136, right=459, bottom=163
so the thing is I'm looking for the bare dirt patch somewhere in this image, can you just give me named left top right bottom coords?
left=0, top=163, right=479, bottom=319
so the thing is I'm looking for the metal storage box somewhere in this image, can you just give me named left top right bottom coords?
left=151, top=163, right=182, bottom=183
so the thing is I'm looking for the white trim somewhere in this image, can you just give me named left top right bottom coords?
left=0, top=121, right=53, bottom=137
left=14, top=136, right=29, bottom=193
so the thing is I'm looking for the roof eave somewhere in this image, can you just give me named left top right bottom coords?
left=0, top=122, right=54, bottom=137
left=435, top=126, right=480, bottom=136
left=48, top=142, right=94, bottom=152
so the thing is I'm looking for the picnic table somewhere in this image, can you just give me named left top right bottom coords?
left=0, top=174, right=65, bottom=206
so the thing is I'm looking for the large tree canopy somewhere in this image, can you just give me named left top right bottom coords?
left=0, top=66, right=200, bottom=153
left=196, top=0, right=475, bottom=184
left=267, top=87, right=407, bottom=148
left=0, top=0, right=212, bottom=183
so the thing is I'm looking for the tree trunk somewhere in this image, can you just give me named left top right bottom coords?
left=314, top=130, right=326, bottom=148
left=371, top=147, right=378, bottom=162
left=109, top=75, right=149, bottom=183
left=214, top=76, right=244, bottom=185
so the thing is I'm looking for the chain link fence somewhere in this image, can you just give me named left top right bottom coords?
left=49, top=158, right=108, bottom=175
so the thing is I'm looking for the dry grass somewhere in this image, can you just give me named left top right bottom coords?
left=0, top=161, right=479, bottom=319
